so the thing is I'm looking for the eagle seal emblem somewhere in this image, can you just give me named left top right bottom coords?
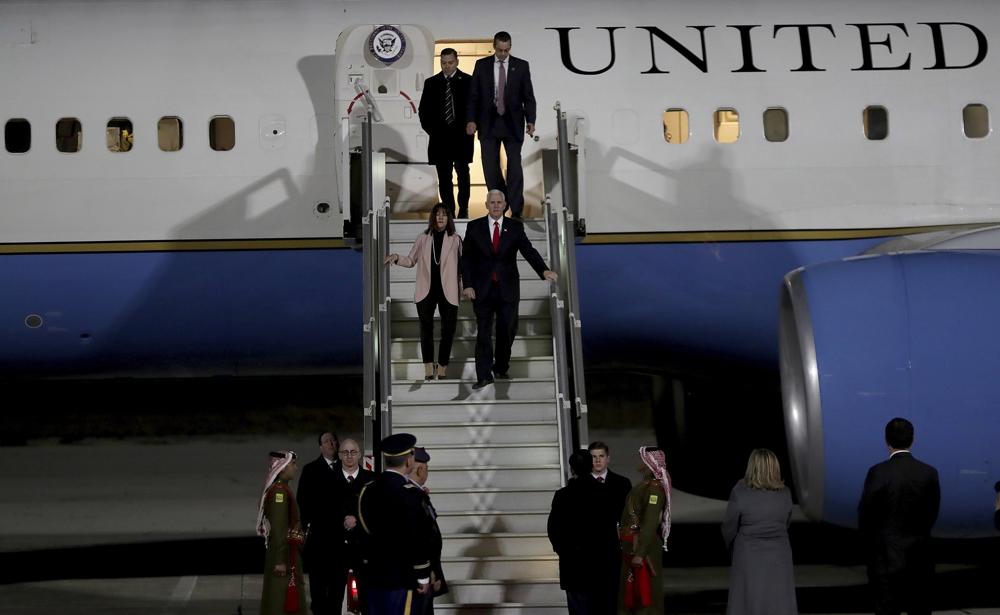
left=367, top=25, right=406, bottom=65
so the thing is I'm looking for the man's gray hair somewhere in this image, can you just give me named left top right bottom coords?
left=487, top=189, right=506, bottom=202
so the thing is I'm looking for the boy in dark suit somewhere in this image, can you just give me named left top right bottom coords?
left=419, top=48, right=474, bottom=218
left=465, top=31, right=536, bottom=218
left=858, top=417, right=941, bottom=615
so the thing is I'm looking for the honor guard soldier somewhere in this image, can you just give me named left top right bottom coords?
left=358, top=433, right=433, bottom=615
left=411, top=447, right=448, bottom=612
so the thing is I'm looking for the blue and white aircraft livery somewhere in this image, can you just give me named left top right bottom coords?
left=2, top=0, right=999, bottom=536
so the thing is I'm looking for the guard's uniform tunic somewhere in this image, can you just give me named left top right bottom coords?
left=261, top=479, right=307, bottom=615
left=618, top=479, right=667, bottom=615
left=359, top=470, right=434, bottom=615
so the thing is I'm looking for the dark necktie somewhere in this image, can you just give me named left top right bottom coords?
left=444, top=77, right=455, bottom=125
left=597, top=476, right=605, bottom=483
left=491, top=221, right=500, bottom=282
left=497, top=60, right=506, bottom=115
left=347, top=475, right=354, bottom=483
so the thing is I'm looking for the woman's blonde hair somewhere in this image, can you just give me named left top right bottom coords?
left=743, top=448, right=784, bottom=490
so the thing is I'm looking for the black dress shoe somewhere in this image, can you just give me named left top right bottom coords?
left=493, top=371, right=510, bottom=380
left=472, top=378, right=494, bottom=390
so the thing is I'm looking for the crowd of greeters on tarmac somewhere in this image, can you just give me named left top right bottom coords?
left=257, top=417, right=953, bottom=615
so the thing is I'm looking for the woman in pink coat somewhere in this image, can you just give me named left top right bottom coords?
left=386, top=203, right=462, bottom=379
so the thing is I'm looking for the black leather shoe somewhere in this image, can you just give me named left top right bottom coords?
left=493, top=371, right=510, bottom=380
left=457, top=209, right=468, bottom=219
left=472, top=378, right=494, bottom=390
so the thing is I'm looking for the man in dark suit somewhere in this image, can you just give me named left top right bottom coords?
left=462, top=190, right=556, bottom=389
left=465, top=30, right=536, bottom=218
left=419, top=48, right=474, bottom=219
left=297, top=431, right=342, bottom=615
left=336, top=438, right=375, bottom=614
left=358, top=433, right=433, bottom=615
left=548, top=450, right=620, bottom=615
left=858, top=417, right=941, bottom=615
left=588, top=441, right=631, bottom=615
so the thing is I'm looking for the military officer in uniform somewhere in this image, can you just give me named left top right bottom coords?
left=411, top=447, right=448, bottom=613
left=358, top=433, right=433, bottom=615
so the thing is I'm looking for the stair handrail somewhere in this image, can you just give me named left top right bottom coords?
left=360, top=108, right=393, bottom=470
left=552, top=102, right=591, bottom=453
left=544, top=196, right=572, bottom=486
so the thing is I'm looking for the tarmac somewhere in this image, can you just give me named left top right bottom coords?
left=1, top=432, right=997, bottom=614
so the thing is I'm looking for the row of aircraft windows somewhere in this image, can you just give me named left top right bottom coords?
left=3, top=116, right=236, bottom=154
left=2, top=105, right=993, bottom=153
left=666, top=104, right=992, bottom=143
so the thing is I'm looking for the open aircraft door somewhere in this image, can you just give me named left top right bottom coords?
left=335, top=24, right=437, bottom=228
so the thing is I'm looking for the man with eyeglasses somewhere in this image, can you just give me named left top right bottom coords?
left=298, top=432, right=342, bottom=615
left=336, top=438, right=375, bottom=614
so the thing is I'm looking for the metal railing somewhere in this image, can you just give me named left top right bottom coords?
left=547, top=101, right=591, bottom=479
left=359, top=109, right=392, bottom=471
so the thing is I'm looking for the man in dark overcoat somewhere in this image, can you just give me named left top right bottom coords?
left=419, top=47, right=474, bottom=219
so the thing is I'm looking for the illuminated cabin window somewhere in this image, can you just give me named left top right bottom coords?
left=714, top=109, right=740, bottom=143
left=56, top=118, right=82, bottom=153
left=106, top=117, right=134, bottom=152
left=963, top=104, right=990, bottom=139
left=5, top=118, right=31, bottom=153
left=663, top=109, right=689, bottom=143
left=863, top=106, right=888, bottom=140
left=209, top=116, right=235, bottom=151
left=158, top=116, right=183, bottom=151
left=763, top=108, right=789, bottom=142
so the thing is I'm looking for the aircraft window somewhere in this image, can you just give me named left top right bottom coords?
left=158, top=116, right=183, bottom=152
left=56, top=118, right=82, bottom=153
left=663, top=109, right=689, bottom=143
left=714, top=109, right=740, bottom=143
left=963, top=104, right=990, bottom=139
left=763, top=108, right=789, bottom=142
left=209, top=116, right=235, bottom=151
left=5, top=118, right=31, bottom=154
left=863, top=106, right=888, bottom=141
left=106, top=117, right=134, bottom=152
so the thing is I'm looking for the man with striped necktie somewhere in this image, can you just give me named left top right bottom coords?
left=419, top=48, right=474, bottom=219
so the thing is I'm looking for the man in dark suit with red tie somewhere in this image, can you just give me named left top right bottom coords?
left=465, top=30, right=536, bottom=218
left=419, top=48, right=474, bottom=219
left=858, top=417, right=941, bottom=615
left=462, top=190, right=556, bottom=389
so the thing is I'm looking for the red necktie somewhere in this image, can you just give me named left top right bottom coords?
left=491, top=221, right=500, bottom=282
left=497, top=60, right=506, bottom=115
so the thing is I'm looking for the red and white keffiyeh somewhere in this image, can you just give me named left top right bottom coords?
left=639, top=446, right=672, bottom=551
left=256, top=450, right=296, bottom=543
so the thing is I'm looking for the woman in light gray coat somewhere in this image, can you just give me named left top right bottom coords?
left=721, top=448, right=798, bottom=615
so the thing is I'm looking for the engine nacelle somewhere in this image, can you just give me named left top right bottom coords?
left=780, top=250, right=1000, bottom=537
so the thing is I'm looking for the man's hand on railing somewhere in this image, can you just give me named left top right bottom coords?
left=543, top=270, right=558, bottom=282
left=463, top=287, right=476, bottom=301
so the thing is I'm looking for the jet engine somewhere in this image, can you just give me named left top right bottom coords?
left=780, top=249, right=1000, bottom=537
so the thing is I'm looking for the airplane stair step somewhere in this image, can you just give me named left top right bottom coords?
left=389, top=219, right=548, bottom=242
left=390, top=258, right=540, bottom=281
left=391, top=335, right=553, bottom=360
left=392, top=356, right=555, bottom=380
left=391, top=315, right=552, bottom=338
left=435, top=579, right=564, bottom=606
left=422, top=465, right=562, bottom=489
left=435, top=511, right=552, bottom=535
left=440, top=554, right=559, bottom=581
left=433, top=603, right=567, bottom=615
left=391, top=298, right=548, bottom=318
left=391, top=378, right=556, bottom=402
left=392, top=420, right=559, bottom=446
left=441, top=533, right=553, bottom=557
left=391, top=279, right=552, bottom=301
left=391, top=399, right=557, bottom=422
left=389, top=237, right=549, bottom=258
left=398, top=442, right=559, bottom=466
left=426, top=487, right=557, bottom=512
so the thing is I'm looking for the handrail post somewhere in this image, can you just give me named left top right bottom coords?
left=555, top=103, right=577, bottom=221
left=377, top=197, right=392, bottom=441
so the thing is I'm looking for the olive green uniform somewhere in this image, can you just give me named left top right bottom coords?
left=261, top=479, right=307, bottom=615
left=618, top=478, right=667, bottom=615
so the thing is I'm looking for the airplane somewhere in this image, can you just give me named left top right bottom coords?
left=1, top=0, right=999, bottom=537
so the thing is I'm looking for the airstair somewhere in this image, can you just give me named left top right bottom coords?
left=353, top=103, right=589, bottom=614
